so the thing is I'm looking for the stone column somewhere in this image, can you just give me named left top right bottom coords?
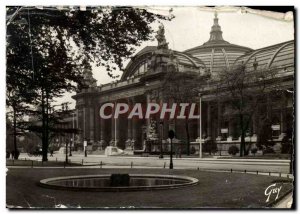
left=146, top=92, right=151, bottom=137
left=251, top=108, right=258, bottom=142
left=111, top=104, right=119, bottom=147
left=89, top=106, right=95, bottom=144
left=228, top=116, right=234, bottom=141
left=281, top=92, right=287, bottom=133
left=131, top=97, right=138, bottom=149
left=280, top=92, right=287, bottom=139
left=83, top=107, right=87, bottom=140
left=207, top=102, right=212, bottom=139
left=267, top=93, right=272, bottom=119
left=99, top=115, right=106, bottom=148
left=127, top=119, right=132, bottom=139
left=126, top=98, right=133, bottom=149
left=216, top=101, right=222, bottom=140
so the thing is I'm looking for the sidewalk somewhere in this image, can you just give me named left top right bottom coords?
left=51, top=153, right=291, bottom=162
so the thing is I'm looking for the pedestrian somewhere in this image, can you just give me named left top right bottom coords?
left=50, top=149, right=54, bottom=157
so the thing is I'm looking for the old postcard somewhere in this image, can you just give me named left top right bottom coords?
left=6, top=6, right=294, bottom=209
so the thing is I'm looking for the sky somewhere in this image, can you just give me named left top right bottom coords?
left=54, top=6, right=294, bottom=109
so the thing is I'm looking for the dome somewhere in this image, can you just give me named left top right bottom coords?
left=233, top=40, right=294, bottom=72
left=121, top=46, right=207, bottom=81
left=184, top=12, right=252, bottom=75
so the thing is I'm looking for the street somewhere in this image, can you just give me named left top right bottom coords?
left=17, top=153, right=291, bottom=174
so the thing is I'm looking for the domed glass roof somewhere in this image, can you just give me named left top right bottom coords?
left=184, top=12, right=252, bottom=75
left=121, top=47, right=206, bottom=80
left=233, top=40, right=294, bottom=72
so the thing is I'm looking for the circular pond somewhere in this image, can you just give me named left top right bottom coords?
left=39, top=174, right=199, bottom=192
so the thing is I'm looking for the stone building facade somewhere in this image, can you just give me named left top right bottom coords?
left=72, top=13, right=294, bottom=154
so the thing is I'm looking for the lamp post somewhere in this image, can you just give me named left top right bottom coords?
left=65, top=139, right=68, bottom=164
left=199, top=93, right=202, bottom=158
left=83, top=139, right=87, bottom=157
left=159, top=121, right=164, bottom=159
left=69, top=138, right=72, bottom=156
left=168, top=130, right=175, bottom=169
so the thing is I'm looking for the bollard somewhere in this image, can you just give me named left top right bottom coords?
left=131, top=162, right=133, bottom=168
left=269, top=172, right=271, bottom=176
left=163, top=162, right=166, bottom=169
left=244, top=170, right=246, bottom=173
left=197, top=167, right=199, bottom=170
left=100, top=161, right=102, bottom=169
left=256, top=171, right=258, bottom=175
left=231, top=169, right=232, bottom=173
left=279, top=172, right=281, bottom=177
left=31, top=160, right=33, bottom=168
left=82, top=159, right=84, bottom=165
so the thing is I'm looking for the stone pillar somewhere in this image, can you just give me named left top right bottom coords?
left=131, top=97, right=138, bottom=149
left=281, top=92, right=287, bottom=133
left=280, top=92, right=287, bottom=139
left=207, top=102, right=212, bottom=139
left=267, top=93, right=272, bottom=119
left=132, top=118, right=138, bottom=149
left=111, top=109, right=119, bottom=147
left=89, top=106, right=95, bottom=144
left=251, top=108, right=258, bottom=142
left=228, top=116, right=234, bottom=140
left=146, top=92, right=151, bottom=137
left=216, top=101, right=222, bottom=140
left=99, top=115, right=106, bottom=148
left=83, top=107, right=87, bottom=140
left=127, top=118, right=132, bottom=140
left=125, top=98, right=133, bottom=149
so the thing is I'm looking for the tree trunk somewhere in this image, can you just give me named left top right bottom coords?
left=239, top=114, right=245, bottom=157
left=185, top=119, right=190, bottom=156
left=13, top=106, right=18, bottom=160
left=41, top=89, right=48, bottom=161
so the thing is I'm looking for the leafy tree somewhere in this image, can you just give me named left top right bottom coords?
left=217, top=64, right=278, bottom=156
left=6, top=64, right=35, bottom=159
left=162, top=71, right=208, bottom=155
left=7, top=6, right=172, bottom=161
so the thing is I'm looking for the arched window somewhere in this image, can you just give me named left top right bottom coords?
left=133, top=61, right=148, bottom=76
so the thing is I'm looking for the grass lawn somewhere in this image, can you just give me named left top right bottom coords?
left=6, top=168, right=293, bottom=209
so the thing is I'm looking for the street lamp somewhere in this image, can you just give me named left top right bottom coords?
left=168, top=130, right=175, bottom=169
left=69, top=138, right=72, bottom=156
left=84, top=139, right=87, bottom=157
left=65, top=139, right=69, bottom=164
